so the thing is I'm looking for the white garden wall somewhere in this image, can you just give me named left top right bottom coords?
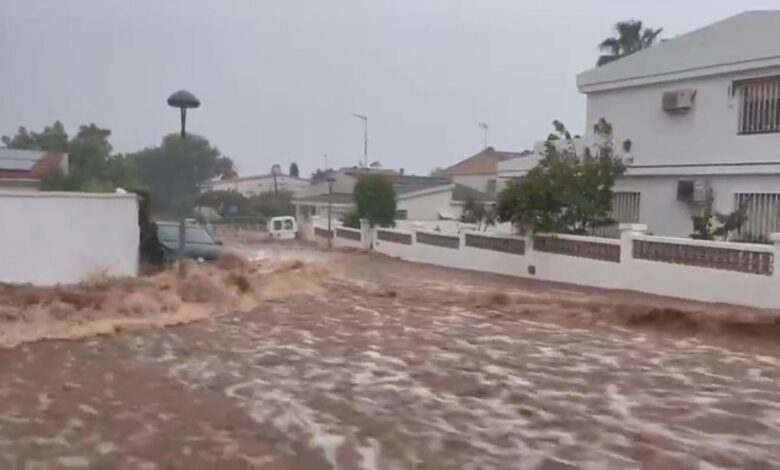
left=529, top=234, right=624, bottom=290
left=623, top=233, right=779, bottom=308
left=314, top=220, right=780, bottom=310
left=0, top=191, right=139, bottom=285
left=333, top=226, right=364, bottom=250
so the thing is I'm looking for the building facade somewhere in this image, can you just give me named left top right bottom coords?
left=202, top=173, right=310, bottom=197
left=576, top=11, right=780, bottom=240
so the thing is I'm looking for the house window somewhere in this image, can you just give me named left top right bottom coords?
left=589, top=191, right=640, bottom=238
left=734, top=193, right=780, bottom=242
left=611, top=191, right=641, bottom=224
left=736, top=77, right=780, bottom=134
left=486, top=179, right=497, bottom=194
left=395, top=210, right=408, bottom=220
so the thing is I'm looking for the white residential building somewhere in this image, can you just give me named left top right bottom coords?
left=201, top=173, right=310, bottom=197
left=441, top=147, right=530, bottom=195
left=293, top=168, right=491, bottom=224
left=503, top=11, right=780, bottom=241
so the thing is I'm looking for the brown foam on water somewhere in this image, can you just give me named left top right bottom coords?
left=0, top=254, right=329, bottom=349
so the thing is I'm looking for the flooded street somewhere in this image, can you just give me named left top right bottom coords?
left=1, top=244, right=780, bottom=469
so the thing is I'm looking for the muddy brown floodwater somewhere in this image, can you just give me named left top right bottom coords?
left=1, top=242, right=780, bottom=469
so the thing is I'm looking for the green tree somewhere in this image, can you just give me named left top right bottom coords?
left=2, top=121, right=68, bottom=152
left=129, top=133, right=236, bottom=216
left=496, top=119, right=625, bottom=234
left=460, top=197, right=495, bottom=230
left=310, top=168, right=329, bottom=185
left=429, top=166, right=445, bottom=177
left=289, top=162, right=300, bottom=178
left=247, top=191, right=294, bottom=218
left=597, top=20, right=663, bottom=66
left=340, top=209, right=361, bottom=229
left=353, top=174, right=396, bottom=227
left=3, top=121, right=138, bottom=192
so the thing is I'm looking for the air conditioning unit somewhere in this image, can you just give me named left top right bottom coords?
left=677, top=180, right=710, bottom=203
left=662, top=89, right=696, bottom=112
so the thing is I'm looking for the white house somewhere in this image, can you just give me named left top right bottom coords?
left=502, top=11, right=780, bottom=241
left=293, top=168, right=491, bottom=224
left=578, top=10, right=780, bottom=241
left=441, top=147, right=530, bottom=195
left=202, top=173, right=310, bottom=197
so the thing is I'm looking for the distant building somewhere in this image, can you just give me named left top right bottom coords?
left=440, top=147, right=530, bottom=195
left=0, top=148, right=68, bottom=191
left=201, top=173, right=310, bottom=197
left=293, top=167, right=492, bottom=222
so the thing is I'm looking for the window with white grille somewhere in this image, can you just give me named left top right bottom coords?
left=736, top=77, right=780, bottom=134
left=590, top=191, right=640, bottom=238
left=611, top=192, right=641, bottom=224
left=734, top=193, right=780, bottom=242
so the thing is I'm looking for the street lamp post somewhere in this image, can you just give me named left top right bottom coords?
left=271, top=164, right=281, bottom=196
left=478, top=122, right=488, bottom=149
left=352, top=113, right=368, bottom=168
left=167, top=90, right=201, bottom=276
left=326, top=175, right=336, bottom=249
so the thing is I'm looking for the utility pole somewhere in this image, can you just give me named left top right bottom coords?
left=323, top=153, right=328, bottom=172
left=478, top=122, right=488, bottom=149
left=352, top=113, right=368, bottom=168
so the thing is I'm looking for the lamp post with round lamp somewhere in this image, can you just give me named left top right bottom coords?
left=167, top=90, right=201, bottom=276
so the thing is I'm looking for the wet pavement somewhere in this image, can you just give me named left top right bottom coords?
left=1, top=246, right=780, bottom=469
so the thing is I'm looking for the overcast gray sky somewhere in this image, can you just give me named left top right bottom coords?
left=2, top=1, right=778, bottom=176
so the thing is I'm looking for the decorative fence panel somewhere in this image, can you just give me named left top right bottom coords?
left=633, top=240, right=774, bottom=276
left=377, top=230, right=412, bottom=245
left=465, top=233, right=525, bottom=255
left=416, top=232, right=460, bottom=249
left=534, top=236, right=621, bottom=263
left=336, top=228, right=361, bottom=241
left=314, top=227, right=331, bottom=238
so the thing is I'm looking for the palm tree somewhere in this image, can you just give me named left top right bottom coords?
left=597, top=20, right=663, bottom=66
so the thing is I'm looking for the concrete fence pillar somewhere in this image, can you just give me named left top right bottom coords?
left=770, top=233, right=780, bottom=280
left=307, top=216, right=320, bottom=241
left=618, top=223, right=648, bottom=289
left=360, top=219, right=373, bottom=250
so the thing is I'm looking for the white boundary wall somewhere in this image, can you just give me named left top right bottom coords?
left=0, top=191, right=139, bottom=285
left=333, top=226, right=364, bottom=250
left=313, top=220, right=780, bottom=310
left=530, top=234, right=624, bottom=290
left=623, top=233, right=778, bottom=308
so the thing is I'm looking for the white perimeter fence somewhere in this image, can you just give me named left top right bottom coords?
left=302, top=216, right=780, bottom=310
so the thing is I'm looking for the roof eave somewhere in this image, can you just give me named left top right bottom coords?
left=397, top=184, right=454, bottom=200
left=578, top=55, right=780, bottom=94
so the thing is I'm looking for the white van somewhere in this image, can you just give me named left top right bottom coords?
left=268, top=216, right=297, bottom=240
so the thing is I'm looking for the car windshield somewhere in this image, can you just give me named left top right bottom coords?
left=157, top=225, right=215, bottom=244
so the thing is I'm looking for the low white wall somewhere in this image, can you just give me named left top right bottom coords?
left=0, top=191, right=139, bottom=285
left=530, top=234, right=624, bottom=290
left=333, top=227, right=363, bottom=250
left=623, top=233, right=780, bottom=309
left=306, top=218, right=780, bottom=310
left=404, top=230, right=466, bottom=270
left=461, top=232, right=529, bottom=277
left=373, top=228, right=415, bottom=259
